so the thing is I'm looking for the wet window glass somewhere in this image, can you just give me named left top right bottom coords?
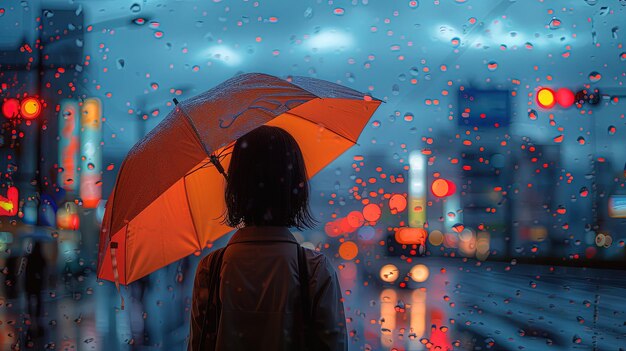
left=0, top=0, right=625, bottom=350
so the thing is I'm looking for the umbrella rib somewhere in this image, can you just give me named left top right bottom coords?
left=182, top=175, right=203, bottom=251
left=281, top=111, right=361, bottom=146
left=174, top=100, right=214, bottom=157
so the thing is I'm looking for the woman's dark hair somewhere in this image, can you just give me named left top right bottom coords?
left=221, top=125, right=317, bottom=231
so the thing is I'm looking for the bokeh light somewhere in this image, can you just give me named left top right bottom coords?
left=409, top=264, right=430, bottom=282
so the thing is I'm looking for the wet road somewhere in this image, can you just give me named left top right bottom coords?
left=1, top=254, right=625, bottom=350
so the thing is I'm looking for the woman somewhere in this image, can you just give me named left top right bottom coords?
left=188, top=126, right=348, bottom=351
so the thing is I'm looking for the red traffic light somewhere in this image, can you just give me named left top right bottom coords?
left=2, top=97, right=43, bottom=119
left=537, top=87, right=576, bottom=109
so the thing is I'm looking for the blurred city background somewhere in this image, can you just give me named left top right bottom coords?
left=0, top=0, right=625, bottom=350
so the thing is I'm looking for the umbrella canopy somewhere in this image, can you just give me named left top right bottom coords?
left=97, top=72, right=383, bottom=285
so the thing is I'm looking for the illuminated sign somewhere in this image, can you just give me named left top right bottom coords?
left=408, top=151, right=426, bottom=228
left=0, top=186, right=18, bottom=216
left=608, top=195, right=626, bottom=218
left=58, top=100, right=80, bottom=192
left=79, top=98, right=103, bottom=208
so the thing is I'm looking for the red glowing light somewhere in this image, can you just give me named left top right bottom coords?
left=2, top=98, right=20, bottom=119
left=555, top=88, right=575, bottom=108
left=431, top=178, right=456, bottom=198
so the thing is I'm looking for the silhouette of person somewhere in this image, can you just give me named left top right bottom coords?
left=188, top=126, right=347, bottom=351
left=25, top=241, right=46, bottom=337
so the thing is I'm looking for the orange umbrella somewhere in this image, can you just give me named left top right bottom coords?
left=97, top=72, right=383, bottom=288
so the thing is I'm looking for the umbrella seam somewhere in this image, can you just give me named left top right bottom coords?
left=183, top=175, right=203, bottom=251
left=281, top=110, right=361, bottom=146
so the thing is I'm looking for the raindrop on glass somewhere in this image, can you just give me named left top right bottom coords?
left=608, top=125, right=616, bottom=135
left=597, top=6, right=609, bottom=16
left=451, top=37, right=461, bottom=48
left=304, top=7, right=314, bottom=19
left=408, top=0, right=419, bottom=9
left=588, top=71, right=601, bottom=82
left=528, top=109, right=538, bottom=120
left=487, top=61, right=498, bottom=71
left=130, top=3, right=141, bottom=13
left=549, top=17, right=562, bottom=30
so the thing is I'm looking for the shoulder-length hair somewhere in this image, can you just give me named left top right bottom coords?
left=221, top=125, right=317, bottom=231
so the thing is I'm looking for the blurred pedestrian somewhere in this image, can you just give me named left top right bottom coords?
left=25, top=241, right=46, bottom=336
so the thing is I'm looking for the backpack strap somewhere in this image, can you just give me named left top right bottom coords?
left=198, top=247, right=227, bottom=350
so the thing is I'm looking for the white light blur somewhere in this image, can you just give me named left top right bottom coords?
left=409, top=151, right=426, bottom=228
left=434, top=21, right=572, bottom=49
left=201, top=45, right=242, bottom=65
left=304, top=29, right=354, bottom=51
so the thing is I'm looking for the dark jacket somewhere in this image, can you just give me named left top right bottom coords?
left=188, top=226, right=347, bottom=351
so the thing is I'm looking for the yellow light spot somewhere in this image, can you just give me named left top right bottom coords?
left=537, top=88, right=555, bottom=108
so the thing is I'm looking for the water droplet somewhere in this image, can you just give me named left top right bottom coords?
left=150, top=82, right=159, bottom=90
left=577, top=136, right=586, bottom=145
left=619, top=52, right=626, bottom=61
left=133, top=18, right=146, bottom=25
left=451, top=37, right=461, bottom=47
left=608, top=125, right=616, bottom=135
left=409, top=0, right=419, bottom=9
left=304, top=7, right=314, bottom=19
left=572, top=335, right=582, bottom=344
left=525, top=42, right=534, bottom=50
left=0, top=8, right=5, bottom=17
left=528, top=109, right=538, bottom=120
left=130, top=3, right=141, bottom=13
left=75, top=38, right=83, bottom=47
left=371, top=120, right=381, bottom=128
left=487, top=61, right=498, bottom=71
left=154, top=31, right=164, bottom=39
left=333, top=7, right=345, bottom=16
left=598, top=6, right=610, bottom=16
left=549, top=17, right=562, bottom=30
left=116, top=59, right=125, bottom=69
left=43, top=9, right=54, bottom=18
left=585, top=0, right=598, bottom=4
left=588, top=71, right=602, bottom=82
left=579, top=187, right=589, bottom=197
